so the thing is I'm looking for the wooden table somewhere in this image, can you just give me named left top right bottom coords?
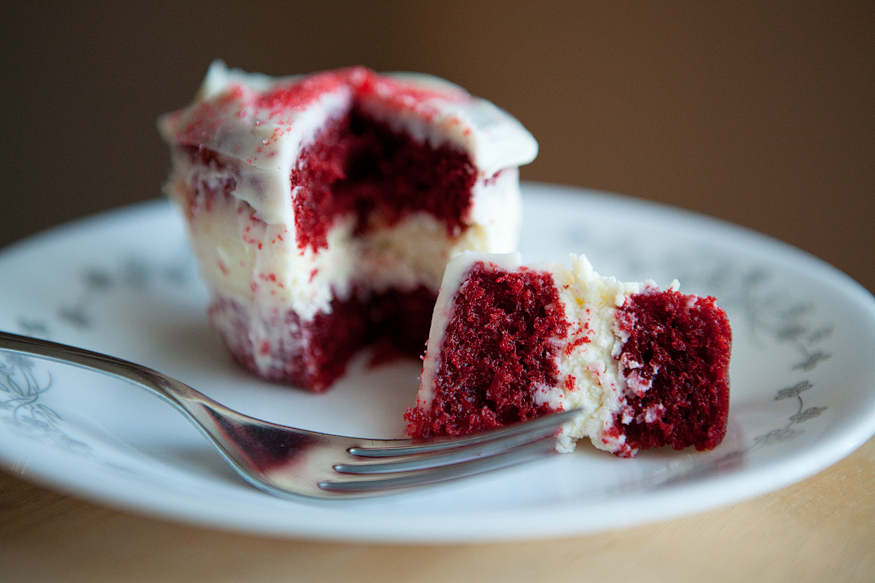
left=1, top=436, right=872, bottom=582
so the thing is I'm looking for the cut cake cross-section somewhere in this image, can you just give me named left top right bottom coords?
left=406, top=252, right=732, bottom=457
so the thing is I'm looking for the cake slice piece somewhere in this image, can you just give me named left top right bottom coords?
left=405, top=252, right=732, bottom=457
left=158, top=62, right=537, bottom=392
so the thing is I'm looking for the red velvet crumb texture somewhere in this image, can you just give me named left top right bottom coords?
left=291, top=107, right=476, bottom=251
left=405, top=263, right=568, bottom=438
left=211, top=286, right=436, bottom=393
left=615, top=290, right=732, bottom=453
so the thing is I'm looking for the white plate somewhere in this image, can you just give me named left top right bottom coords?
left=2, top=182, right=875, bottom=543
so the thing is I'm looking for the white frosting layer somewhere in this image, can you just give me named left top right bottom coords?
left=159, top=61, right=538, bottom=227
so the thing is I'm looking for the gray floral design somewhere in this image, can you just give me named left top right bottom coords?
left=749, top=383, right=827, bottom=451
left=673, top=255, right=832, bottom=454
left=57, top=256, right=193, bottom=330
left=2, top=251, right=195, bottom=460
left=738, top=269, right=831, bottom=449
left=0, top=351, right=90, bottom=453
left=572, top=234, right=835, bottom=458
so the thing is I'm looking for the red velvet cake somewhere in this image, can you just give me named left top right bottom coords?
left=159, top=62, right=537, bottom=391
left=406, top=252, right=732, bottom=457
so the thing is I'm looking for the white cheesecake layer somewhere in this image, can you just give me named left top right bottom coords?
left=165, top=168, right=522, bottom=322
left=551, top=255, right=650, bottom=454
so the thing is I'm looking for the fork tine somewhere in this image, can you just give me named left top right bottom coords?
left=335, top=409, right=580, bottom=475
left=348, top=408, right=581, bottom=458
left=319, top=435, right=560, bottom=493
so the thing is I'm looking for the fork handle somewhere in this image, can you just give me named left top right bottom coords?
left=0, top=330, right=334, bottom=496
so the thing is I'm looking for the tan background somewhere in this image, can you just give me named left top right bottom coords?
left=1, top=2, right=874, bottom=581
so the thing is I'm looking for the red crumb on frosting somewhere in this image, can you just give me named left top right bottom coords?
left=614, top=291, right=732, bottom=454
left=564, top=375, right=577, bottom=391
left=175, top=67, right=468, bottom=155
left=405, top=263, right=567, bottom=438
left=256, top=69, right=362, bottom=115
left=355, top=72, right=467, bottom=120
left=563, top=330, right=591, bottom=355
left=255, top=67, right=464, bottom=120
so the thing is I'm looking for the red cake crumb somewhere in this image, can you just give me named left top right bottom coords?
left=405, top=264, right=568, bottom=438
left=292, top=107, right=476, bottom=251
left=615, top=290, right=732, bottom=453
left=210, top=285, right=437, bottom=392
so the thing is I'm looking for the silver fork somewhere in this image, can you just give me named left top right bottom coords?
left=0, top=331, right=579, bottom=500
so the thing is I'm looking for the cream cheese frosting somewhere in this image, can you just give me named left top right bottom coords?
left=159, top=61, right=538, bottom=227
